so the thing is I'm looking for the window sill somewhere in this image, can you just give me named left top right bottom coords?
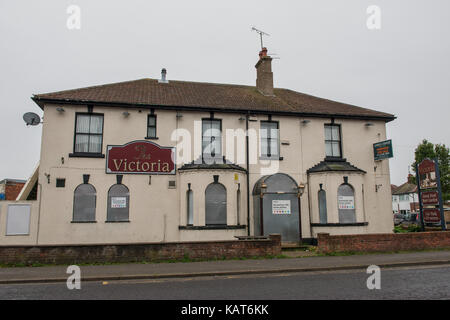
left=310, top=222, right=368, bottom=227
left=69, top=153, right=105, bottom=158
left=105, top=220, right=130, bottom=223
left=260, top=156, right=282, bottom=161
left=71, top=221, right=97, bottom=223
left=145, top=137, right=159, bottom=140
left=179, top=225, right=246, bottom=230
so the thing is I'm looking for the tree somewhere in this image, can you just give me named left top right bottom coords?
left=411, top=139, right=450, bottom=200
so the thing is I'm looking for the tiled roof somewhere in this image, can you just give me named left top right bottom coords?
left=392, top=182, right=417, bottom=195
left=32, top=78, right=395, bottom=121
left=306, top=158, right=366, bottom=174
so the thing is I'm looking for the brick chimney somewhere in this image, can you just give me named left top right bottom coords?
left=255, top=47, right=274, bottom=96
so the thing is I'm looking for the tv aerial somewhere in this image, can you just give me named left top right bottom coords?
left=251, top=26, right=270, bottom=49
left=23, top=112, right=42, bottom=126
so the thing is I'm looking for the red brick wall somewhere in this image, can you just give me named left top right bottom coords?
left=5, top=182, right=25, bottom=200
left=317, top=232, right=450, bottom=254
left=0, top=234, right=281, bottom=265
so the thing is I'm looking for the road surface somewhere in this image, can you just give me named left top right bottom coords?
left=1, top=264, right=449, bottom=300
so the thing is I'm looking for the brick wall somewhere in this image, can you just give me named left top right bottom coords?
left=5, top=182, right=25, bottom=200
left=317, top=232, right=450, bottom=254
left=0, top=234, right=281, bottom=265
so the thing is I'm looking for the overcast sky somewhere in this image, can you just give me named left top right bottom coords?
left=0, top=0, right=449, bottom=186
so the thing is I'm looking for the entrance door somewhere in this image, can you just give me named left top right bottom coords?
left=253, top=173, right=301, bottom=242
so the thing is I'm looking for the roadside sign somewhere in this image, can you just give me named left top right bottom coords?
left=373, top=140, right=393, bottom=161
left=422, top=208, right=442, bottom=224
left=416, top=158, right=446, bottom=231
left=421, top=191, right=439, bottom=206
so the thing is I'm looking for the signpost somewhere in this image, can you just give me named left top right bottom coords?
left=416, top=158, right=446, bottom=230
left=373, top=140, right=393, bottom=161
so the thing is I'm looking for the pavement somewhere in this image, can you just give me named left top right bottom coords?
left=1, top=250, right=450, bottom=285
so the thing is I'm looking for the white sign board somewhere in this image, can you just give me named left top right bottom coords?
left=338, top=196, right=355, bottom=210
left=6, top=204, right=31, bottom=235
left=111, top=197, right=127, bottom=208
left=272, top=200, right=291, bottom=215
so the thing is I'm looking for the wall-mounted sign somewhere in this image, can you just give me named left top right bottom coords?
left=418, top=159, right=437, bottom=189
left=111, top=197, right=127, bottom=208
left=106, top=141, right=176, bottom=175
left=272, top=200, right=291, bottom=215
left=373, top=140, right=393, bottom=161
left=338, top=196, right=355, bottom=210
left=421, top=191, right=439, bottom=206
left=423, top=208, right=442, bottom=224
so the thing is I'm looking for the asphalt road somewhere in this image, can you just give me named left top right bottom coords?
left=1, top=265, right=449, bottom=300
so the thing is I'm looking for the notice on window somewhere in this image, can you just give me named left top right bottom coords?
left=111, top=197, right=127, bottom=208
left=272, top=200, right=291, bottom=215
left=338, top=196, right=355, bottom=210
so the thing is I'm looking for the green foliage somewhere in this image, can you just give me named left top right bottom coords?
left=411, top=139, right=450, bottom=194
left=393, top=224, right=422, bottom=233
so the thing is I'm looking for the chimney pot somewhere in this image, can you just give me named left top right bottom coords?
left=159, top=68, right=168, bottom=83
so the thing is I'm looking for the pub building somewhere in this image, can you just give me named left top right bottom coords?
left=11, top=48, right=395, bottom=245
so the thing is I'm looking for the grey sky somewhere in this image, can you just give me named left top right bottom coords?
left=0, top=0, right=449, bottom=186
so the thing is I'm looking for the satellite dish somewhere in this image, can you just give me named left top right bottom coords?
left=23, top=112, right=41, bottom=126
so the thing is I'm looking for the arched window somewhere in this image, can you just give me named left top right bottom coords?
left=205, top=183, right=227, bottom=225
left=187, top=190, right=194, bottom=225
left=318, top=189, right=327, bottom=224
left=107, top=184, right=130, bottom=222
left=337, top=184, right=356, bottom=223
left=236, top=189, right=241, bottom=225
left=73, top=184, right=96, bottom=222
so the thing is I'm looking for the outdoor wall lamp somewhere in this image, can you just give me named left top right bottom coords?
left=365, top=122, right=374, bottom=127
left=122, top=111, right=130, bottom=117
left=239, top=116, right=246, bottom=121
left=176, top=112, right=183, bottom=118
left=56, top=107, right=65, bottom=112
left=301, top=120, right=310, bottom=125
left=298, top=183, right=306, bottom=196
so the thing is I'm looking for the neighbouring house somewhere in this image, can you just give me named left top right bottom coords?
left=0, top=179, right=26, bottom=201
left=392, top=174, right=419, bottom=214
left=1, top=47, right=396, bottom=245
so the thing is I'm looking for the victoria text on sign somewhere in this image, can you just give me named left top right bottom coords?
left=106, top=141, right=176, bottom=174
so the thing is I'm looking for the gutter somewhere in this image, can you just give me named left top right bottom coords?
left=31, top=97, right=397, bottom=123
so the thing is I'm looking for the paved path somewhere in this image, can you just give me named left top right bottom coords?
left=1, top=250, right=450, bottom=284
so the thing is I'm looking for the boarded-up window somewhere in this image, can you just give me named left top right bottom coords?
left=73, top=184, right=96, bottom=222
left=6, top=204, right=31, bottom=235
left=318, top=189, right=327, bottom=224
left=107, top=184, right=130, bottom=222
left=187, top=190, right=194, bottom=225
left=205, top=183, right=226, bottom=225
left=337, top=184, right=356, bottom=223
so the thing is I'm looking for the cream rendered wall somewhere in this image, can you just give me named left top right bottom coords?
left=0, top=200, right=39, bottom=245
left=33, top=102, right=393, bottom=245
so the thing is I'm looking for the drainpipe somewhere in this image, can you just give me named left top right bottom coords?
left=246, top=112, right=250, bottom=236
left=36, top=182, right=43, bottom=245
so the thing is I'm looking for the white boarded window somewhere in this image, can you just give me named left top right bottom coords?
left=6, top=204, right=31, bottom=235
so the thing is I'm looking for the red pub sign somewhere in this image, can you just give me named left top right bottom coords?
left=106, top=141, right=176, bottom=175
left=421, top=191, right=439, bottom=206
left=422, top=208, right=442, bottom=224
